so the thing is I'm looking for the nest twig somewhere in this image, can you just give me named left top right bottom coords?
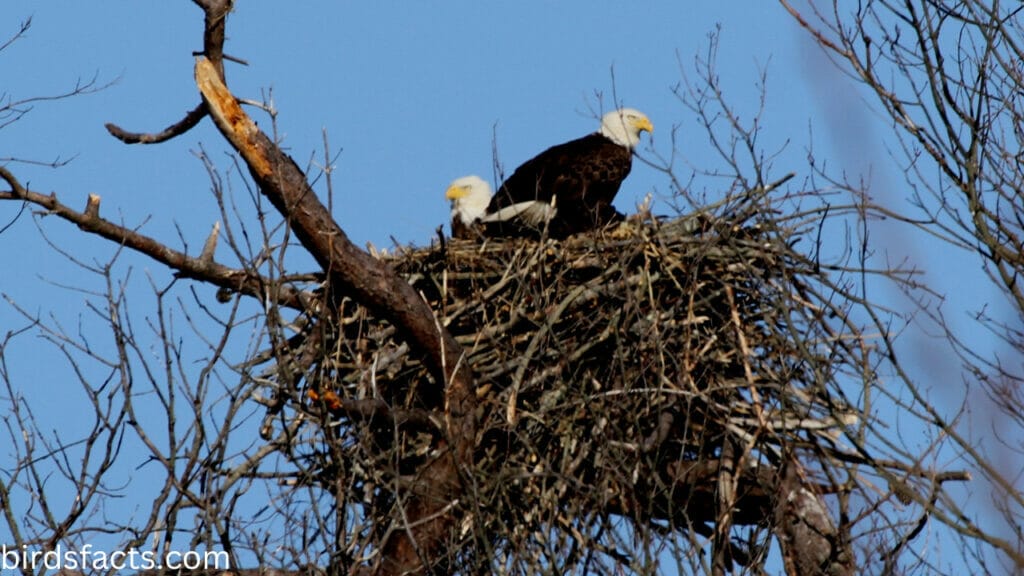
left=255, top=200, right=914, bottom=572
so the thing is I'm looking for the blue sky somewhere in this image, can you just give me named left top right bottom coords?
left=2, top=1, right=1010, bottom=572
left=3, top=2, right=824, bottom=248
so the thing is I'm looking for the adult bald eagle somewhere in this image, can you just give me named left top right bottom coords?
left=486, top=107, right=653, bottom=238
left=446, top=175, right=555, bottom=239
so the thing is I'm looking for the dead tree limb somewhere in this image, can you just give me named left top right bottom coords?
left=193, top=53, right=475, bottom=576
left=775, top=460, right=854, bottom=576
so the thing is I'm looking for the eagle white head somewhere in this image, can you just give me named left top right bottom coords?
left=445, top=175, right=492, bottom=227
left=599, top=107, right=653, bottom=149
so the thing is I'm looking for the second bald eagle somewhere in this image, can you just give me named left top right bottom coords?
left=448, top=107, right=652, bottom=239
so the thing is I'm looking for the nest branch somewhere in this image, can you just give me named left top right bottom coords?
left=251, top=204, right=961, bottom=572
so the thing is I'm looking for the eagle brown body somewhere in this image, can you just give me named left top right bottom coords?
left=487, top=132, right=632, bottom=238
left=446, top=108, right=651, bottom=240
left=450, top=215, right=476, bottom=240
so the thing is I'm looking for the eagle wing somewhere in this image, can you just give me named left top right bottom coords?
left=482, top=199, right=556, bottom=227
left=490, top=133, right=631, bottom=237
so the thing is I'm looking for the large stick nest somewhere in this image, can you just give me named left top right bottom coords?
left=269, top=198, right=867, bottom=570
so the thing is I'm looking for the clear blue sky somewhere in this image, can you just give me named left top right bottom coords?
left=1, top=1, right=1008, bottom=572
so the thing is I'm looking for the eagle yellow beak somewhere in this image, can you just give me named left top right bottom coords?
left=635, top=116, right=654, bottom=134
left=446, top=184, right=470, bottom=200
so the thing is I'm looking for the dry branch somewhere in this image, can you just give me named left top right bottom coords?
left=193, top=52, right=475, bottom=574
left=255, top=205, right=946, bottom=573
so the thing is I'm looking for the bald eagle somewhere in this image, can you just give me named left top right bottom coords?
left=446, top=175, right=555, bottom=239
left=485, top=107, right=653, bottom=238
